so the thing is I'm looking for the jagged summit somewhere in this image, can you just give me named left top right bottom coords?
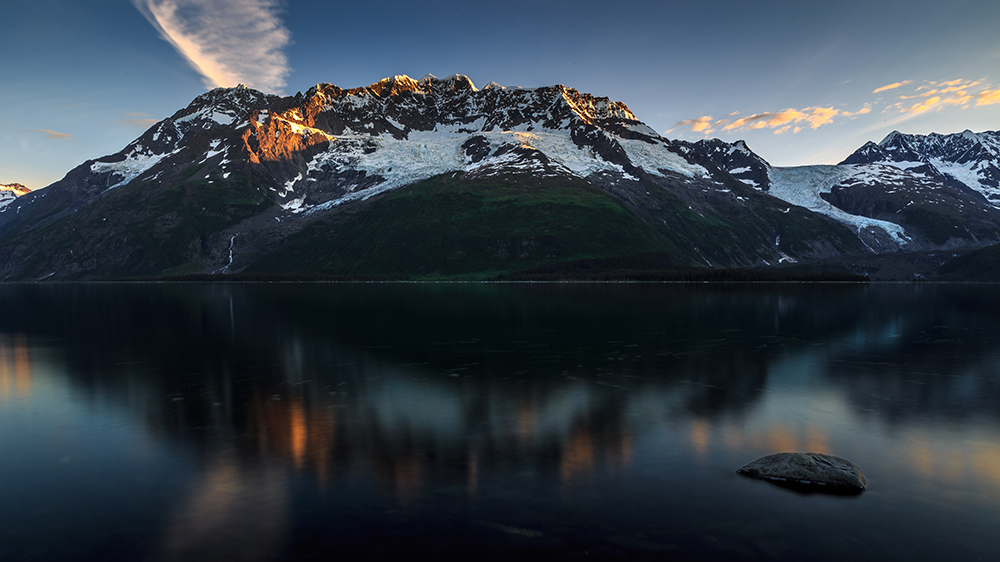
left=842, top=129, right=1000, bottom=203
left=0, top=183, right=30, bottom=211
left=879, top=130, right=904, bottom=147
left=0, top=183, right=30, bottom=194
left=679, top=138, right=771, bottom=190
left=0, top=73, right=711, bottom=237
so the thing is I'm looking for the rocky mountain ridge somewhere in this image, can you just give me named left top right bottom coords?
left=841, top=129, right=1000, bottom=203
left=1, top=76, right=998, bottom=280
left=687, top=132, right=1000, bottom=253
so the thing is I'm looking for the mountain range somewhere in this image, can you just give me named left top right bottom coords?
left=2, top=75, right=1000, bottom=281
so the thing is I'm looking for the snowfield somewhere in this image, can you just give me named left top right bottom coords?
left=768, top=166, right=911, bottom=244
left=91, top=147, right=181, bottom=191
left=302, top=125, right=707, bottom=209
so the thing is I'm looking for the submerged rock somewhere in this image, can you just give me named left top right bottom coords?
left=737, top=453, right=867, bottom=493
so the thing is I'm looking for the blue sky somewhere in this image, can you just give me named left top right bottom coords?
left=3, top=0, right=1000, bottom=189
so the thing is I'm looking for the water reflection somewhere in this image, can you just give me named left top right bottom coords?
left=0, top=334, right=31, bottom=400
left=2, top=283, right=1000, bottom=560
left=158, top=450, right=289, bottom=562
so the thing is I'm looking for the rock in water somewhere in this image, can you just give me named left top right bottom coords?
left=737, top=453, right=867, bottom=493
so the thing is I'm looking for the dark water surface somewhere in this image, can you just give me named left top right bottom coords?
left=2, top=283, right=999, bottom=561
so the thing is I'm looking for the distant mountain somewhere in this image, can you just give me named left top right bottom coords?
left=0, top=75, right=864, bottom=280
left=841, top=129, right=1000, bottom=204
left=676, top=138, right=771, bottom=190
left=688, top=136, right=1000, bottom=253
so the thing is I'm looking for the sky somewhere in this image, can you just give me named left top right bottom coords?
left=3, top=0, right=1000, bottom=189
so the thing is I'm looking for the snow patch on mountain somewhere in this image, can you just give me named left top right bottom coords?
left=930, top=158, right=998, bottom=196
left=91, top=148, right=179, bottom=190
left=302, top=124, right=704, bottom=210
left=618, top=138, right=709, bottom=178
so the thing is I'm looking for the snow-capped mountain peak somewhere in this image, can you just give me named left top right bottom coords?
left=843, top=129, right=1000, bottom=204
left=879, top=130, right=904, bottom=147
left=9, top=75, right=718, bottom=222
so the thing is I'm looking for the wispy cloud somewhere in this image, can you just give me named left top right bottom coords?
left=31, top=129, right=74, bottom=141
left=673, top=106, right=853, bottom=137
left=901, top=96, right=942, bottom=114
left=872, top=81, right=911, bottom=94
left=114, top=112, right=160, bottom=129
left=117, top=119, right=160, bottom=128
left=672, top=76, right=998, bottom=140
left=673, top=116, right=715, bottom=134
left=133, top=0, right=292, bottom=93
left=723, top=107, right=842, bottom=133
left=895, top=79, right=981, bottom=112
left=976, top=87, right=1000, bottom=106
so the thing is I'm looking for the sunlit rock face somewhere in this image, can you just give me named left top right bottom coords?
left=0, top=183, right=30, bottom=210
left=737, top=452, right=867, bottom=493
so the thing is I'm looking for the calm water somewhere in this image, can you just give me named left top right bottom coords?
left=1, top=282, right=999, bottom=561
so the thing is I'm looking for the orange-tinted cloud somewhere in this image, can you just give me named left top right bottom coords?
left=116, top=119, right=159, bottom=128
left=873, top=81, right=912, bottom=94
left=976, top=87, right=1000, bottom=106
left=673, top=115, right=716, bottom=135
left=669, top=77, right=996, bottom=139
left=723, top=106, right=840, bottom=132
left=114, top=112, right=159, bottom=129
left=31, top=129, right=74, bottom=141
left=902, top=96, right=942, bottom=113
left=890, top=79, right=989, bottom=112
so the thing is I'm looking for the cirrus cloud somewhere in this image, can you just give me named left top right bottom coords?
left=673, top=105, right=857, bottom=137
left=722, top=106, right=842, bottom=132
left=672, top=116, right=716, bottom=134
left=671, top=76, right=999, bottom=140
left=873, top=81, right=912, bottom=94
left=976, top=87, right=1000, bottom=106
left=133, top=0, right=292, bottom=93
left=31, top=129, right=75, bottom=141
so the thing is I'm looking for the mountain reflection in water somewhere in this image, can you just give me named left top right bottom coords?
left=1, top=283, right=1000, bottom=561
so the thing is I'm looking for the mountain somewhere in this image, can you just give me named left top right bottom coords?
left=687, top=136, right=1000, bottom=253
left=841, top=129, right=1000, bottom=204
left=0, top=183, right=30, bottom=210
left=0, top=75, right=865, bottom=280
left=675, top=138, right=771, bottom=190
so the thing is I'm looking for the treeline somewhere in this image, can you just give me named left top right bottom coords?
left=497, top=254, right=869, bottom=282
left=136, top=272, right=396, bottom=283
left=127, top=253, right=868, bottom=283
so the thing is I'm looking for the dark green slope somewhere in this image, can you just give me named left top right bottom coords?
left=936, top=243, right=1000, bottom=281
left=0, top=168, right=273, bottom=280
left=245, top=172, right=681, bottom=278
left=607, top=172, right=869, bottom=268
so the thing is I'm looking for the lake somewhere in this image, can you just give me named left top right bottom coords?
left=1, top=282, right=999, bottom=561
